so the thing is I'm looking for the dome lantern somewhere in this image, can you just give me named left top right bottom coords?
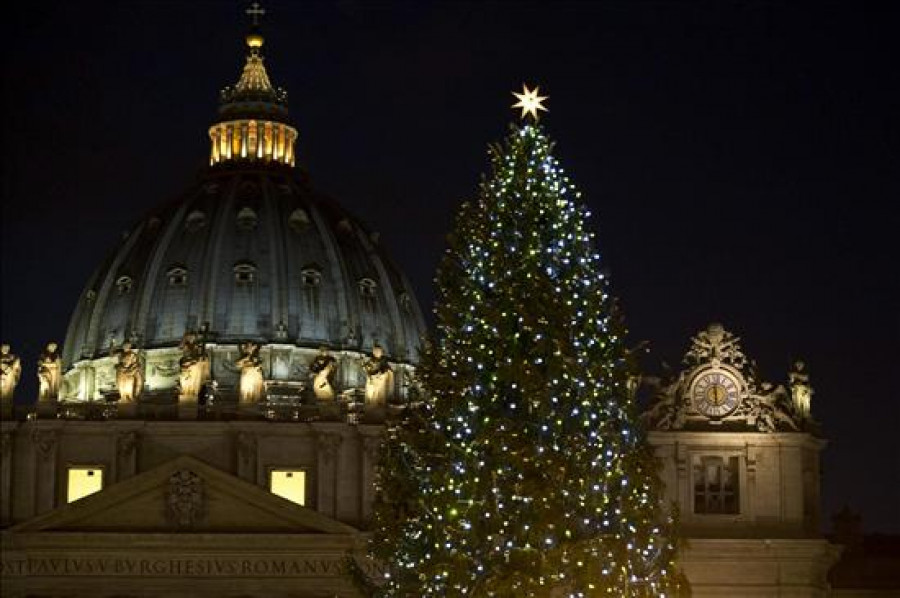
left=209, top=2, right=297, bottom=167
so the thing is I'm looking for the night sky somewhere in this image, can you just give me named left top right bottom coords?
left=2, top=1, right=898, bottom=533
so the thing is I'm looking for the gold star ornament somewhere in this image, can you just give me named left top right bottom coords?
left=512, top=84, right=549, bottom=120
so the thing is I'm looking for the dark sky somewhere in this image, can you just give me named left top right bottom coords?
left=2, top=1, right=898, bottom=533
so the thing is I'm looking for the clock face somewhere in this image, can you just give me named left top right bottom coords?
left=691, top=370, right=741, bottom=418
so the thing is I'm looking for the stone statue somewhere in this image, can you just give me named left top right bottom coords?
left=1, top=344, right=22, bottom=400
left=113, top=342, right=144, bottom=401
left=685, top=323, right=747, bottom=370
left=310, top=347, right=337, bottom=400
left=789, top=360, right=813, bottom=419
left=235, top=341, right=264, bottom=403
left=37, top=342, right=62, bottom=401
left=178, top=332, right=209, bottom=401
left=362, top=344, right=393, bottom=406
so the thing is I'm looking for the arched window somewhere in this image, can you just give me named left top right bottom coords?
left=233, top=261, right=257, bottom=285
left=166, top=265, right=188, bottom=287
left=301, top=266, right=322, bottom=288
left=398, top=292, right=413, bottom=315
left=115, top=275, right=133, bottom=295
left=236, top=206, right=258, bottom=231
left=359, top=278, right=377, bottom=298
left=359, top=277, right=377, bottom=313
left=288, top=208, right=310, bottom=233
left=185, top=210, right=207, bottom=232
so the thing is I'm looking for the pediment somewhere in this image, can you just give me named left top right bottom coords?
left=10, top=455, right=359, bottom=536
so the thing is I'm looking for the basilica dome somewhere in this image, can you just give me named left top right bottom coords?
left=59, top=24, right=425, bottom=403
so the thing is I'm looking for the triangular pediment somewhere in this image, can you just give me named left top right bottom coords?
left=9, top=455, right=359, bottom=536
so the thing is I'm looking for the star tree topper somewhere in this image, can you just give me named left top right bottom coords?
left=512, top=84, right=549, bottom=120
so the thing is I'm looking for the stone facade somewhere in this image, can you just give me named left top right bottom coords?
left=0, top=420, right=382, bottom=597
left=643, top=323, right=842, bottom=596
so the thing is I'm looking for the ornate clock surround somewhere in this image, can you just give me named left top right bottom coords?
left=687, top=362, right=745, bottom=421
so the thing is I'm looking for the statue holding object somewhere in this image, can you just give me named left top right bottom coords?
left=1, top=344, right=22, bottom=400
left=362, top=344, right=393, bottom=407
left=310, top=347, right=337, bottom=400
left=113, top=342, right=144, bottom=402
left=37, top=342, right=62, bottom=401
left=178, top=332, right=209, bottom=401
left=789, top=360, right=813, bottom=420
left=236, top=341, right=264, bottom=403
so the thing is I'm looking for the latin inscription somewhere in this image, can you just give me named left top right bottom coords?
left=0, top=556, right=387, bottom=578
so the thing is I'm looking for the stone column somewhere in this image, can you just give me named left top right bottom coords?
left=1, top=432, right=13, bottom=524
left=235, top=431, right=258, bottom=483
left=316, top=431, right=342, bottom=517
left=116, top=430, right=138, bottom=482
left=30, top=427, right=59, bottom=514
left=359, top=430, right=382, bottom=523
left=745, top=443, right=757, bottom=519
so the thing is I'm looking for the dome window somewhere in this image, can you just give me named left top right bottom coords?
left=236, top=206, right=258, bottom=230
left=301, top=266, right=322, bottom=287
left=234, top=261, right=257, bottom=285
left=359, top=278, right=377, bottom=298
left=167, top=266, right=188, bottom=288
left=399, top=292, right=413, bottom=315
left=185, top=210, right=207, bottom=232
left=288, top=208, right=310, bottom=232
left=115, top=275, right=133, bottom=295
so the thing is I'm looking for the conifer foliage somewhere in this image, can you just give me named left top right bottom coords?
left=369, top=119, right=679, bottom=596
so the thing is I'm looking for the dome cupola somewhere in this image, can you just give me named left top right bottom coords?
left=59, top=4, right=426, bottom=413
left=208, top=3, right=297, bottom=167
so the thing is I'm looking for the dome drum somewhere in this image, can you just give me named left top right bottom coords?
left=60, top=341, right=419, bottom=423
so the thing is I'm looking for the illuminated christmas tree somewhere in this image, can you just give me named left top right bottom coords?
left=368, top=86, right=680, bottom=596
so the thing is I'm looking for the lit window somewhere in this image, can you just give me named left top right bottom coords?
left=693, top=455, right=740, bottom=514
left=167, top=265, right=188, bottom=287
left=269, top=469, right=306, bottom=506
left=234, top=261, right=257, bottom=285
left=67, top=467, right=103, bottom=503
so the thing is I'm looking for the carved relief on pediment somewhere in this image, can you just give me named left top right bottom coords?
left=165, top=470, right=205, bottom=528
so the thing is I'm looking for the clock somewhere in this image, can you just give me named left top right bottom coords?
left=691, top=369, right=741, bottom=418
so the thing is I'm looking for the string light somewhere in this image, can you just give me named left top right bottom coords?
left=367, top=117, right=679, bottom=596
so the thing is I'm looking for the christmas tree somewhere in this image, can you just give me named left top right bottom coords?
left=368, top=87, right=679, bottom=597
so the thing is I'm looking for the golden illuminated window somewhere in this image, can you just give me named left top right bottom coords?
left=67, top=466, right=103, bottom=503
left=269, top=469, right=306, bottom=506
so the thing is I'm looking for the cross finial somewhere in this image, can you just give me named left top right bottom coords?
left=247, top=2, right=266, bottom=27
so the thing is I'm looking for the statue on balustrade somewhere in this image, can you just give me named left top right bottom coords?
left=362, top=344, right=393, bottom=407
left=178, top=332, right=209, bottom=401
left=1, top=344, right=22, bottom=400
left=310, top=346, right=337, bottom=400
left=113, top=342, right=144, bottom=401
left=789, top=360, right=813, bottom=420
left=37, top=342, right=62, bottom=401
left=236, top=341, right=264, bottom=403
